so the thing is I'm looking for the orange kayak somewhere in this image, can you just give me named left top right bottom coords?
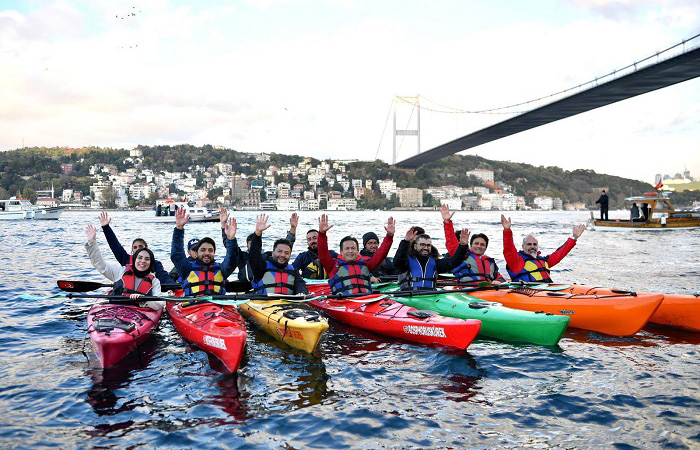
left=559, top=285, right=700, bottom=332
left=461, top=286, right=663, bottom=336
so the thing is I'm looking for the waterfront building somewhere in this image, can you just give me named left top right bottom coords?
left=466, top=168, right=494, bottom=184
left=533, top=196, right=554, bottom=210
left=397, top=188, right=423, bottom=208
left=276, top=198, right=299, bottom=211
left=440, top=198, right=462, bottom=210
left=300, top=199, right=320, bottom=211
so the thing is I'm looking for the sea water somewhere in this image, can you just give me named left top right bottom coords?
left=0, top=210, right=698, bottom=448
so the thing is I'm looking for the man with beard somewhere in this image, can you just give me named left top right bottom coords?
left=317, top=214, right=395, bottom=295
left=394, top=226, right=470, bottom=290
left=292, top=229, right=338, bottom=279
left=501, top=214, right=585, bottom=283
left=360, top=232, right=398, bottom=279
left=170, top=207, right=239, bottom=296
left=440, top=205, right=505, bottom=283
left=249, top=214, right=308, bottom=295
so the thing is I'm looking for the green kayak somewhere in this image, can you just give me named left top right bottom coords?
left=376, top=283, right=570, bottom=346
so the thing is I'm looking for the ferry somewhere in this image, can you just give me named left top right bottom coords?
left=589, top=191, right=700, bottom=231
left=0, top=197, right=64, bottom=220
left=134, top=200, right=220, bottom=223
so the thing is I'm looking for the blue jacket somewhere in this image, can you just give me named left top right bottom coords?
left=170, top=227, right=239, bottom=287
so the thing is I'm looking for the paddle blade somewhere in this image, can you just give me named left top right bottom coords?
left=57, top=280, right=110, bottom=292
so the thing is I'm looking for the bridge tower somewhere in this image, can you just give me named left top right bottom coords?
left=392, top=95, right=421, bottom=165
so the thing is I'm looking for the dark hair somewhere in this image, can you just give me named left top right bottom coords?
left=413, top=226, right=425, bottom=235
left=273, top=238, right=292, bottom=251
left=339, top=236, right=359, bottom=250
left=306, top=229, right=319, bottom=235
left=414, top=233, right=431, bottom=242
left=197, top=237, right=216, bottom=252
left=246, top=233, right=255, bottom=244
left=132, top=238, right=148, bottom=248
left=132, top=247, right=155, bottom=273
left=470, top=233, right=489, bottom=248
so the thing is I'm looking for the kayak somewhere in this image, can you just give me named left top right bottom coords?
left=166, top=300, right=247, bottom=373
left=459, top=285, right=664, bottom=336
left=238, top=299, right=329, bottom=352
left=306, top=285, right=480, bottom=350
left=375, top=283, right=569, bottom=346
left=87, top=302, right=163, bottom=368
left=557, top=285, right=700, bottom=332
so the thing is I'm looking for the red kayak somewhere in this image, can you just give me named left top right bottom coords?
left=87, top=303, right=163, bottom=368
left=307, top=289, right=481, bottom=350
left=166, top=301, right=247, bottom=373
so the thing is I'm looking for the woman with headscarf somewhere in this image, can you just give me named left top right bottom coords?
left=85, top=224, right=164, bottom=311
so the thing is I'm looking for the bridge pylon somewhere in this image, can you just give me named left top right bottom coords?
left=392, top=95, right=421, bottom=165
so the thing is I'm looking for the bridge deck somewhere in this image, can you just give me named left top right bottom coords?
left=395, top=46, right=700, bottom=168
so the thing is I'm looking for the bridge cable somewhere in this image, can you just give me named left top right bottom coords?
left=374, top=99, right=394, bottom=161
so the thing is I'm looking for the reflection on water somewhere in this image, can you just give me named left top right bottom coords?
left=0, top=211, right=699, bottom=448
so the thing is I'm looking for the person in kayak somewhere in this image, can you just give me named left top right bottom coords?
left=394, top=225, right=470, bottom=290
left=98, top=212, right=175, bottom=285
left=317, top=214, right=395, bottom=295
left=85, top=224, right=164, bottom=310
left=440, top=205, right=506, bottom=283
left=168, top=237, right=200, bottom=282
left=222, top=209, right=297, bottom=283
left=501, top=214, right=586, bottom=283
left=170, top=207, right=239, bottom=296
left=249, top=214, right=309, bottom=295
left=292, top=228, right=338, bottom=279
left=360, top=231, right=398, bottom=279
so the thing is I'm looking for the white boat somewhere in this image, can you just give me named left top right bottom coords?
left=0, top=197, right=64, bottom=220
left=135, top=201, right=220, bottom=223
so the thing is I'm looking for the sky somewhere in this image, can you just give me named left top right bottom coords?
left=1, top=0, right=699, bottom=184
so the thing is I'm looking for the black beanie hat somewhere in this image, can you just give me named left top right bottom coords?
left=362, top=232, right=379, bottom=248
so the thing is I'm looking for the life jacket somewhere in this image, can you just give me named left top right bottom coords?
left=453, top=252, right=500, bottom=282
left=328, top=259, right=372, bottom=295
left=182, top=261, right=225, bottom=296
left=113, top=265, right=154, bottom=295
left=399, top=256, right=437, bottom=290
left=302, top=258, right=328, bottom=279
left=252, top=260, right=297, bottom=295
left=507, top=252, right=552, bottom=283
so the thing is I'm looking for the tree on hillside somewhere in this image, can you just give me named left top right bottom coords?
left=22, top=187, right=37, bottom=203
left=101, top=187, right=117, bottom=209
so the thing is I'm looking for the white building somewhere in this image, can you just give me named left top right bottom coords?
left=467, top=168, right=494, bottom=184
left=327, top=198, right=358, bottom=211
left=533, top=196, right=553, bottom=210
left=378, top=179, right=398, bottom=198
left=276, top=198, right=299, bottom=211
left=440, top=198, right=462, bottom=210
left=300, top=199, right=320, bottom=211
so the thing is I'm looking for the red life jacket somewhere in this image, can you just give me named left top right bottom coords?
left=114, top=264, right=155, bottom=295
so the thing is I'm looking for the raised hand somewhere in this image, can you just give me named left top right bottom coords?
left=404, top=226, right=418, bottom=241
left=255, top=214, right=271, bottom=236
left=289, top=213, right=299, bottom=234
left=175, top=206, right=190, bottom=229
left=440, top=204, right=455, bottom=222
left=85, top=224, right=97, bottom=242
left=458, top=228, right=470, bottom=246
left=385, top=216, right=396, bottom=236
left=500, top=214, right=511, bottom=230
left=219, top=208, right=229, bottom=229
left=98, top=212, right=111, bottom=227
left=318, top=214, right=334, bottom=233
left=572, top=224, right=586, bottom=239
left=226, top=217, right=238, bottom=240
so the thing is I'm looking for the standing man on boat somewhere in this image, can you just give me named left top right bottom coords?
left=98, top=212, right=175, bottom=285
left=170, top=207, right=239, bottom=296
left=394, top=225, right=470, bottom=290
left=293, top=228, right=338, bottom=279
left=500, top=214, right=585, bottom=283
left=249, top=214, right=308, bottom=295
left=317, top=214, right=395, bottom=295
left=440, top=205, right=505, bottom=283
left=595, top=190, right=609, bottom=221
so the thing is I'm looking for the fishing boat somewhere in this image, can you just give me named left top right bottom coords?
left=588, top=191, right=700, bottom=231
left=135, top=200, right=220, bottom=223
left=87, top=300, right=163, bottom=368
left=0, top=197, right=64, bottom=220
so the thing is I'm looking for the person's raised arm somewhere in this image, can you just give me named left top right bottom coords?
left=392, top=227, right=415, bottom=272
left=170, top=208, right=191, bottom=278
left=248, top=214, right=270, bottom=280
left=220, top=216, right=240, bottom=278
left=501, top=214, right=523, bottom=274
left=85, top=224, right=123, bottom=282
left=366, top=217, right=395, bottom=271
left=219, top=208, right=229, bottom=245
left=316, top=214, right=335, bottom=274
left=546, top=224, right=585, bottom=267
left=440, top=228, right=469, bottom=272
left=99, top=212, right=130, bottom=266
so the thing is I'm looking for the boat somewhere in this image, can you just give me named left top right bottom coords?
left=555, top=285, right=700, bottom=332
left=166, top=300, right=247, bottom=373
left=375, top=282, right=569, bottom=346
left=135, top=200, right=220, bottom=223
left=306, top=284, right=481, bottom=350
left=588, top=191, right=700, bottom=231
left=238, top=299, right=329, bottom=352
left=459, top=284, right=663, bottom=336
left=0, top=197, right=64, bottom=220
left=87, top=301, right=163, bottom=368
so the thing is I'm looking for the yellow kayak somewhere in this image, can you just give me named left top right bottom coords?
left=238, top=300, right=329, bottom=353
